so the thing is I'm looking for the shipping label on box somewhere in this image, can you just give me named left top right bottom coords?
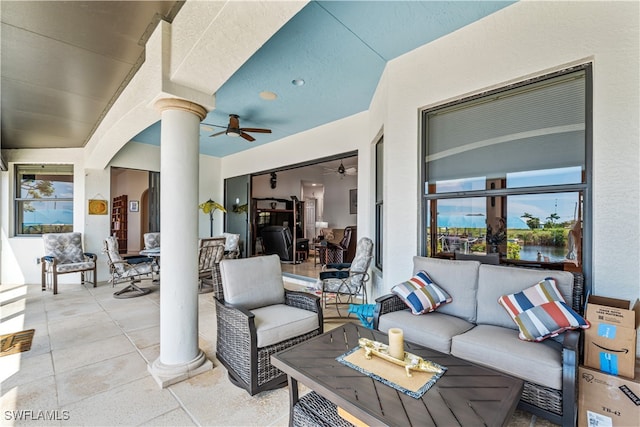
left=584, top=296, right=639, bottom=379
left=578, top=364, right=640, bottom=427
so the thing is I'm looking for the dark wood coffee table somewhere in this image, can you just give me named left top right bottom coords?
left=272, top=323, right=523, bottom=427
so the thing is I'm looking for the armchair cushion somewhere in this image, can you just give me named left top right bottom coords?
left=220, top=254, right=285, bottom=309
left=391, top=271, right=452, bottom=315
left=57, top=261, right=96, bottom=273
left=252, top=304, right=320, bottom=347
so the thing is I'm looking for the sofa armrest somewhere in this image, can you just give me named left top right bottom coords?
left=373, top=293, right=407, bottom=330
left=561, top=329, right=580, bottom=427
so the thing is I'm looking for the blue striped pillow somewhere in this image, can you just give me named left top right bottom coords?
left=392, top=271, right=452, bottom=315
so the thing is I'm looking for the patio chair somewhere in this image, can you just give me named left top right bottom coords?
left=41, top=232, right=97, bottom=295
left=143, top=232, right=160, bottom=250
left=318, top=225, right=356, bottom=265
left=215, top=254, right=323, bottom=395
left=216, top=232, right=241, bottom=259
left=103, top=236, right=157, bottom=298
left=198, top=237, right=225, bottom=296
left=320, top=237, right=373, bottom=317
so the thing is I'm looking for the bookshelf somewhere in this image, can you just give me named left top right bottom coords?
left=111, top=195, right=128, bottom=254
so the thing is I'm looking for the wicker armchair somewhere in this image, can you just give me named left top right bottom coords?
left=215, top=254, right=323, bottom=395
left=198, top=237, right=225, bottom=295
left=103, top=236, right=157, bottom=298
left=41, top=232, right=97, bottom=295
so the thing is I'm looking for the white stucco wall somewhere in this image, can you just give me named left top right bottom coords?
left=373, top=1, right=639, bottom=303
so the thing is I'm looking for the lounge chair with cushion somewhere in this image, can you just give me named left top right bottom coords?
left=215, top=254, right=323, bottom=395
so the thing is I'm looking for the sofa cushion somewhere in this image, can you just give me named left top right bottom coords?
left=252, top=304, right=319, bottom=347
left=378, top=310, right=475, bottom=354
left=451, top=324, right=563, bottom=390
left=412, top=256, right=480, bottom=323
left=391, top=271, right=452, bottom=315
left=476, top=265, right=576, bottom=330
left=498, top=278, right=589, bottom=341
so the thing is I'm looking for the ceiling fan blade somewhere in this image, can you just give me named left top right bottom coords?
left=209, top=130, right=227, bottom=138
left=201, top=122, right=227, bottom=129
left=240, top=132, right=255, bottom=142
left=241, top=128, right=271, bottom=134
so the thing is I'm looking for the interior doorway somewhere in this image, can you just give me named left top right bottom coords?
left=110, top=167, right=154, bottom=254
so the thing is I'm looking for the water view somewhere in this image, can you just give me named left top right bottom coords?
left=519, top=245, right=567, bottom=262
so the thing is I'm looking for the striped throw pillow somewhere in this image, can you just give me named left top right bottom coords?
left=498, top=278, right=590, bottom=342
left=392, top=271, right=452, bottom=315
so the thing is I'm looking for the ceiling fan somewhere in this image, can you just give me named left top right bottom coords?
left=323, top=160, right=357, bottom=177
left=204, top=114, right=271, bottom=142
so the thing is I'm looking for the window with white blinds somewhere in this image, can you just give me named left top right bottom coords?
left=420, top=65, right=590, bottom=271
left=425, top=70, right=586, bottom=189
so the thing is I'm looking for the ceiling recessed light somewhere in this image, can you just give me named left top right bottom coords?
left=259, top=91, right=278, bottom=100
left=291, top=79, right=305, bottom=86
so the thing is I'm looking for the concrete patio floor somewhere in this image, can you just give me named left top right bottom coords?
left=1, top=278, right=557, bottom=426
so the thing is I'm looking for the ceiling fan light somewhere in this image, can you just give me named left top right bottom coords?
left=259, top=91, right=278, bottom=100
left=227, top=130, right=241, bottom=137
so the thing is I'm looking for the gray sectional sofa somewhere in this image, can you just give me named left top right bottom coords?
left=373, top=256, right=585, bottom=427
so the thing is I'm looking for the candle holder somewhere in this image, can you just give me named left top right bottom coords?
left=358, top=337, right=444, bottom=377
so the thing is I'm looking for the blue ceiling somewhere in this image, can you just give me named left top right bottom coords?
left=132, top=1, right=514, bottom=157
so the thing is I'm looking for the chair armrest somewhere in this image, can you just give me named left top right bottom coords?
left=218, top=300, right=255, bottom=319
left=42, top=255, right=56, bottom=263
left=285, top=290, right=321, bottom=313
left=214, top=298, right=256, bottom=373
left=325, top=263, right=351, bottom=270
left=124, top=256, right=154, bottom=264
left=373, top=294, right=408, bottom=330
left=319, top=270, right=349, bottom=280
left=84, top=252, right=97, bottom=261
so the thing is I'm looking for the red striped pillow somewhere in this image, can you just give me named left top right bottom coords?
left=498, top=278, right=589, bottom=342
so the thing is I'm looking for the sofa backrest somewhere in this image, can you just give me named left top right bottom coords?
left=476, top=264, right=576, bottom=330
left=412, top=256, right=480, bottom=323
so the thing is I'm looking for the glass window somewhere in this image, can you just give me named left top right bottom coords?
left=422, top=66, right=590, bottom=271
left=15, top=164, right=74, bottom=235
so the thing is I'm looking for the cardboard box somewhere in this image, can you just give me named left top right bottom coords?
left=578, top=364, right=640, bottom=427
left=584, top=295, right=639, bottom=379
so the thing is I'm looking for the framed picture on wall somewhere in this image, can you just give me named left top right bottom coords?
left=349, top=189, right=357, bottom=214
left=129, top=200, right=139, bottom=212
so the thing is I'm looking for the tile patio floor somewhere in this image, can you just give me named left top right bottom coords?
left=1, top=276, right=557, bottom=426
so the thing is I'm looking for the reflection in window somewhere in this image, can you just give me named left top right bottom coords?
left=15, top=165, right=74, bottom=235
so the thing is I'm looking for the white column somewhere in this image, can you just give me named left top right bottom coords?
left=148, top=98, right=212, bottom=387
